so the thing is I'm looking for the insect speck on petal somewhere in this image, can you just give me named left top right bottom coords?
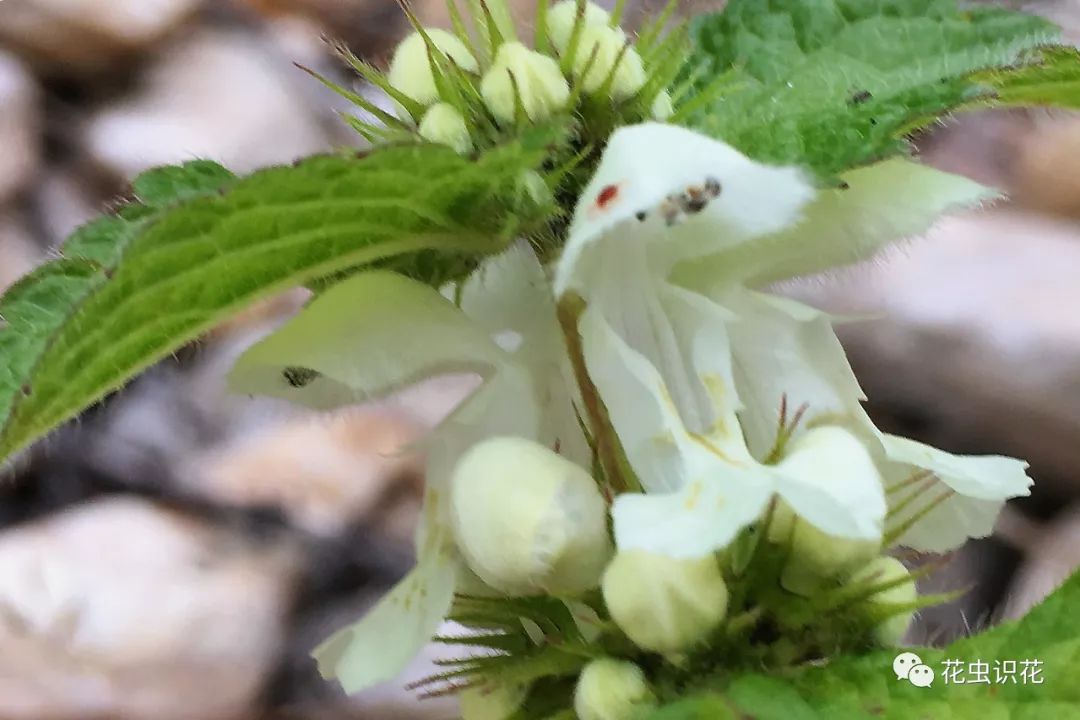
left=283, top=366, right=320, bottom=388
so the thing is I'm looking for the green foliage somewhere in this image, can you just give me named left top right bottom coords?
left=0, top=135, right=556, bottom=467
left=972, top=46, right=1080, bottom=108
left=650, top=570, right=1080, bottom=718
left=680, top=0, right=1080, bottom=177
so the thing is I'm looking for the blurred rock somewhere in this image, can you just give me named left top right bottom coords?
left=0, top=215, right=40, bottom=292
left=1001, top=504, right=1080, bottom=620
left=84, top=30, right=329, bottom=178
left=32, top=167, right=103, bottom=249
left=790, top=210, right=1080, bottom=498
left=282, top=600, right=461, bottom=720
left=0, top=52, right=41, bottom=204
left=0, top=0, right=202, bottom=73
left=1010, top=113, right=1080, bottom=219
left=184, top=409, right=424, bottom=538
left=0, top=496, right=300, bottom=720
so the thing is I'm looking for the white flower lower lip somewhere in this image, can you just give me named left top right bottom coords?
left=228, top=243, right=588, bottom=691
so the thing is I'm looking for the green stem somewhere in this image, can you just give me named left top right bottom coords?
left=557, top=295, right=639, bottom=495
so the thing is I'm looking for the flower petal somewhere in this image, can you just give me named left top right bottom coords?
left=579, top=304, right=687, bottom=494
left=881, top=434, right=1032, bottom=552
left=229, top=271, right=506, bottom=410
left=458, top=242, right=553, bottom=338
left=718, top=289, right=868, bottom=457
left=612, top=478, right=773, bottom=558
left=676, top=157, right=998, bottom=287
left=555, top=122, right=815, bottom=297
left=313, top=541, right=459, bottom=693
left=774, top=426, right=886, bottom=541
left=581, top=305, right=773, bottom=555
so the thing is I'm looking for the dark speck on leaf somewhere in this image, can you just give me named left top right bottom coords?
left=838, top=181, right=851, bottom=190
left=850, top=89, right=872, bottom=105
left=283, top=366, right=320, bottom=388
left=869, top=118, right=878, bottom=126
left=20, top=384, right=31, bottom=397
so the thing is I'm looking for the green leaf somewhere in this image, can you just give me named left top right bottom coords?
left=653, top=570, right=1080, bottom=718
left=0, top=135, right=556, bottom=467
left=681, top=0, right=1072, bottom=176
left=971, top=46, right=1080, bottom=109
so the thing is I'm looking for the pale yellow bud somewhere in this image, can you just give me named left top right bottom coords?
left=571, top=25, right=646, bottom=100
left=460, top=679, right=529, bottom=720
left=419, top=103, right=472, bottom=153
left=849, top=556, right=917, bottom=647
left=548, top=1, right=611, bottom=53
left=450, top=436, right=612, bottom=597
left=481, top=42, right=571, bottom=123
left=574, top=659, right=657, bottom=720
left=602, top=550, right=728, bottom=654
left=766, top=426, right=885, bottom=595
left=388, top=29, right=479, bottom=106
left=651, top=91, right=674, bottom=121
left=769, top=501, right=880, bottom=596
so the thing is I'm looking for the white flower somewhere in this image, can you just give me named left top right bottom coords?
left=556, top=122, right=1032, bottom=558
left=570, top=25, right=646, bottom=100
left=229, top=244, right=585, bottom=692
left=419, top=102, right=473, bottom=153
left=548, top=1, right=611, bottom=54
left=481, top=42, right=571, bottom=123
left=388, top=29, right=479, bottom=107
left=575, top=658, right=657, bottom=720
left=602, top=550, right=728, bottom=654
left=449, top=436, right=612, bottom=597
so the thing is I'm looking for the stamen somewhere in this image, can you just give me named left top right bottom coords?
left=883, top=489, right=955, bottom=546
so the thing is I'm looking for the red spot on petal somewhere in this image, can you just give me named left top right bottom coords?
left=596, top=184, right=620, bottom=210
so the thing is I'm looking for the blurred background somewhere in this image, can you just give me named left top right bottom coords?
left=0, top=0, right=1078, bottom=718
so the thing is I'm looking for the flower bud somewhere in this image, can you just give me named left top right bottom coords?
left=849, top=556, right=917, bottom=647
left=460, top=679, right=528, bottom=720
left=651, top=91, right=674, bottom=121
left=419, top=103, right=472, bottom=153
left=548, top=1, right=611, bottom=54
left=602, top=550, right=728, bottom=654
left=388, top=29, right=479, bottom=106
left=769, top=501, right=880, bottom=596
left=570, top=25, right=646, bottom=100
left=574, top=659, right=657, bottom=720
left=766, top=427, right=884, bottom=595
left=481, top=42, right=571, bottom=124
left=449, top=436, right=612, bottom=597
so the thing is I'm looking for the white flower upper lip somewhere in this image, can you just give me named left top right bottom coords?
left=557, top=121, right=1032, bottom=558
left=555, top=122, right=816, bottom=297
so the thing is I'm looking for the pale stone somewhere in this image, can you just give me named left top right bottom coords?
left=0, top=0, right=202, bottom=71
left=1000, top=505, right=1080, bottom=621
left=0, top=497, right=299, bottom=720
left=85, top=31, right=328, bottom=178
left=0, top=52, right=40, bottom=204
left=183, top=408, right=424, bottom=537
left=0, top=216, right=40, bottom=293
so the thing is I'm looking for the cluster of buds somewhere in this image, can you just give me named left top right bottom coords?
left=348, top=1, right=674, bottom=156
left=448, top=430, right=920, bottom=719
